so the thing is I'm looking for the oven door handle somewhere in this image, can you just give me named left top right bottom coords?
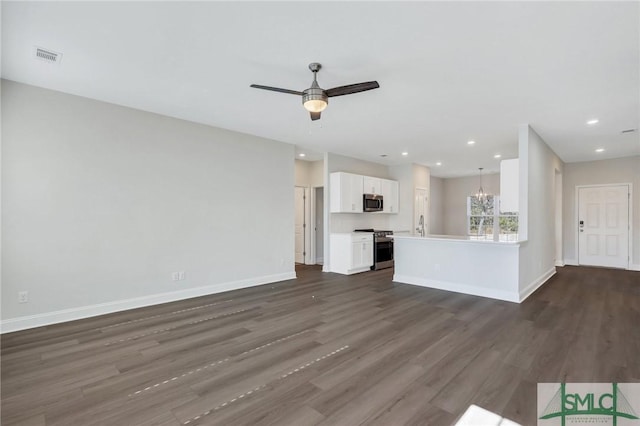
left=376, top=237, right=393, bottom=243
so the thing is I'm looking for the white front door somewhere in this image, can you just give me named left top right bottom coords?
left=294, top=186, right=306, bottom=264
left=578, top=185, right=629, bottom=269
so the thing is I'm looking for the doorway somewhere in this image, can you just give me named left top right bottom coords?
left=294, top=186, right=308, bottom=264
left=577, top=184, right=630, bottom=269
left=314, top=187, right=324, bottom=264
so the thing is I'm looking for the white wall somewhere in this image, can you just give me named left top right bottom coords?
left=517, top=125, right=564, bottom=297
left=327, top=153, right=391, bottom=180
left=294, top=159, right=324, bottom=188
left=1, top=80, right=295, bottom=331
left=387, top=163, right=431, bottom=234
left=295, top=159, right=310, bottom=187
left=309, top=160, right=324, bottom=188
left=442, top=173, right=500, bottom=236
left=562, top=156, right=640, bottom=268
left=429, top=176, right=444, bottom=235
left=413, top=164, right=430, bottom=190
left=389, top=164, right=414, bottom=233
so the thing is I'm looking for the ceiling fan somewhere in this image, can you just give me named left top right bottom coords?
left=250, top=63, right=380, bottom=121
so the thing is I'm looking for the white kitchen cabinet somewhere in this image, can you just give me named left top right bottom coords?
left=330, top=172, right=364, bottom=213
left=500, top=159, right=519, bottom=213
left=363, top=176, right=382, bottom=195
left=380, top=179, right=399, bottom=214
left=330, top=172, right=399, bottom=214
left=330, top=233, right=374, bottom=275
left=351, top=238, right=374, bottom=269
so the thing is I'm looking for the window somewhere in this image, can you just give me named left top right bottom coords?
left=467, top=195, right=518, bottom=241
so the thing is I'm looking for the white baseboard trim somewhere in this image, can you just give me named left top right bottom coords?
left=555, top=260, right=565, bottom=267
left=519, top=267, right=556, bottom=302
left=560, top=259, right=638, bottom=271
left=0, top=272, right=296, bottom=334
left=316, top=257, right=324, bottom=265
left=392, top=274, right=520, bottom=303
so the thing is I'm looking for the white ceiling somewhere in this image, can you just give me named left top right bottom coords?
left=2, top=1, right=638, bottom=177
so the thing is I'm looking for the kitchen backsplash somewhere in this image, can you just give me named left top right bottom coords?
left=330, top=213, right=391, bottom=233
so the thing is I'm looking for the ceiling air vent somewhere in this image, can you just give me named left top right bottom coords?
left=621, top=129, right=637, bottom=134
left=33, top=46, right=62, bottom=64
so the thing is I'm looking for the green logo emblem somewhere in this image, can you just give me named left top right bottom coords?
left=539, top=383, right=639, bottom=425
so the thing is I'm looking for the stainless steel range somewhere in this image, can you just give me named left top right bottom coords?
left=354, top=229, right=394, bottom=270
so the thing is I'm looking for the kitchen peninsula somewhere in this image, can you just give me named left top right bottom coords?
left=392, top=234, right=530, bottom=303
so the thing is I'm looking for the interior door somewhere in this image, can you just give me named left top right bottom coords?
left=578, top=185, right=629, bottom=269
left=294, top=186, right=306, bottom=264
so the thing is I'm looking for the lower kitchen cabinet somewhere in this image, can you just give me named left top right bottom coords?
left=329, top=233, right=373, bottom=275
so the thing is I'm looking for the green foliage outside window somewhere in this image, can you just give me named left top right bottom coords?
left=468, top=195, right=518, bottom=241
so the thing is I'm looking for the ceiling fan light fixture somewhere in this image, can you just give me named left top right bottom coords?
left=303, top=99, right=328, bottom=113
left=302, top=88, right=328, bottom=112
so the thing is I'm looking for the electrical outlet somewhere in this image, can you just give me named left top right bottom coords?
left=18, top=291, right=28, bottom=303
left=172, top=272, right=180, bottom=281
left=178, top=271, right=185, bottom=280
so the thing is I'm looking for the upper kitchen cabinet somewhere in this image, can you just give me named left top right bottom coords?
left=330, top=172, right=364, bottom=213
left=380, top=179, right=399, bottom=214
left=363, top=176, right=382, bottom=195
left=500, top=159, right=519, bottom=213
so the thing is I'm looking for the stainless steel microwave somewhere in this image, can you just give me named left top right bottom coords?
left=363, top=194, right=383, bottom=212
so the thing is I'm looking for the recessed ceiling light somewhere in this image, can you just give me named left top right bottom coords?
left=587, top=119, right=599, bottom=125
left=494, top=154, right=502, bottom=159
left=401, top=152, right=409, bottom=156
left=595, top=148, right=605, bottom=153
left=467, top=140, right=476, bottom=145
left=436, top=162, right=442, bottom=166
left=299, top=153, right=306, bottom=157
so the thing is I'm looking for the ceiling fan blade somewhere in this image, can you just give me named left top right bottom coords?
left=250, top=84, right=303, bottom=96
left=326, top=81, right=380, bottom=97
left=310, top=111, right=321, bottom=121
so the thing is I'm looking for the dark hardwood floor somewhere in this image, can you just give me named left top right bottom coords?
left=2, top=265, right=639, bottom=425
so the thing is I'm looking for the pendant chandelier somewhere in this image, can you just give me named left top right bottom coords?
left=476, top=167, right=487, bottom=202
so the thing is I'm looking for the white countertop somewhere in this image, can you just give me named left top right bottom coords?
left=392, top=234, right=522, bottom=245
left=330, top=232, right=374, bottom=235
